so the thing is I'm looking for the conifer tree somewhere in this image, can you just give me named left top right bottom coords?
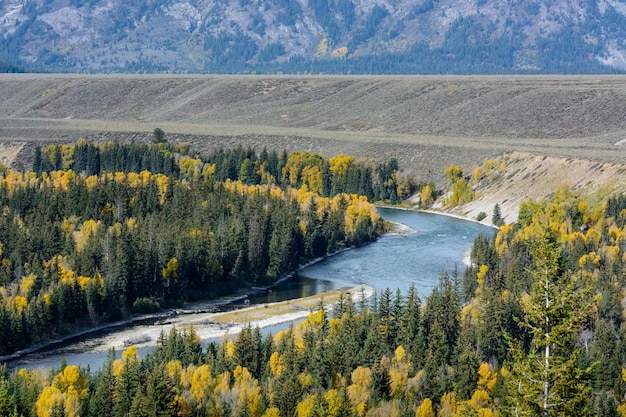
left=492, top=203, right=503, bottom=227
left=0, top=380, right=17, bottom=417
left=32, top=146, right=43, bottom=173
left=88, top=350, right=116, bottom=417
left=506, top=230, right=594, bottom=417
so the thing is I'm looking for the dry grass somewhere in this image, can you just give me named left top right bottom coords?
left=0, top=75, right=625, bottom=185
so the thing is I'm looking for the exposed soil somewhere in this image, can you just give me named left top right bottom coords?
left=428, top=152, right=626, bottom=225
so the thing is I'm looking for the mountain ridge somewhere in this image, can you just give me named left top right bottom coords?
left=1, top=0, right=626, bottom=73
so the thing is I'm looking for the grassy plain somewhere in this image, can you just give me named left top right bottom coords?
left=0, top=74, right=624, bottom=185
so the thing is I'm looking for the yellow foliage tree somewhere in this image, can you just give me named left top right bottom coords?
left=233, top=366, right=262, bottom=417
left=162, top=257, right=178, bottom=293
left=329, top=154, right=355, bottom=178
left=75, top=219, right=101, bottom=252
left=389, top=346, right=410, bottom=398
left=477, top=363, right=497, bottom=392
left=301, top=165, right=323, bottom=194
left=324, top=389, right=342, bottom=416
left=438, top=392, right=457, bottom=417
left=444, top=165, right=463, bottom=184
left=317, top=38, right=329, bottom=56
left=296, top=394, right=316, bottom=417
left=347, top=366, right=372, bottom=416
left=269, top=352, right=284, bottom=377
left=35, top=386, right=65, bottom=417
left=36, top=365, right=88, bottom=417
left=188, top=364, right=214, bottom=409
left=19, top=274, right=37, bottom=297
left=262, top=406, right=281, bottom=417
left=113, top=345, right=141, bottom=377
left=332, top=46, right=348, bottom=58
left=420, top=184, right=434, bottom=207
left=415, top=398, right=435, bottom=417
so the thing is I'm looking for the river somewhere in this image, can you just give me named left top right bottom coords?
left=6, top=207, right=494, bottom=371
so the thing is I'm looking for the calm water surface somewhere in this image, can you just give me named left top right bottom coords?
left=8, top=208, right=494, bottom=370
left=295, top=207, right=493, bottom=297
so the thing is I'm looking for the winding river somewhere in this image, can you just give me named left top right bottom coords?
left=6, top=208, right=494, bottom=371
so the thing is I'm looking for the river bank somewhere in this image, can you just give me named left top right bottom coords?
left=379, top=203, right=501, bottom=229
left=87, top=284, right=374, bottom=355
left=0, top=245, right=356, bottom=366
left=383, top=220, right=417, bottom=237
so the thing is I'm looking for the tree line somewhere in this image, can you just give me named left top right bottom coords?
left=34, top=140, right=420, bottom=204
left=0, top=141, right=391, bottom=356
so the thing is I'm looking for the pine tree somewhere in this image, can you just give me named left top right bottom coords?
left=144, top=364, right=178, bottom=417
left=88, top=350, right=116, bottom=417
left=33, top=146, right=43, bottom=173
left=152, top=128, right=166, bottom=144
left=0, top=380, right=17, bottom=417
left=235, top=324, right=263, bottom=379
left=455, top=343, right=479, bottom=401
left=506, top=230, right=594, bottom=417
left=492, top=204, right=503, bottom=227
left=113, top=347, right=143, bottom=417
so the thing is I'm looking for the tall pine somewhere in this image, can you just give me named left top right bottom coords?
left=506, top=229, right=594, bottom=417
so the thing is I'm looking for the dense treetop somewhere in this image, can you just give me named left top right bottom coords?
left=0, top=140, right=411, bottom=356
left=2, top=147, right=626, bottom=416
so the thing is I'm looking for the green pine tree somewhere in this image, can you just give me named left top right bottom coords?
left=0, top=380, right=18, bottom=417
left=506, top=230, right=595, bottom=417
left=492, top=203, right=504, bottom=226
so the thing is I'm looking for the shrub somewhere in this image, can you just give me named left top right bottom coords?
left=132, top=297, right=161, bottom=314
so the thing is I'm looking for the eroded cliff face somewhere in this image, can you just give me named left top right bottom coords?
left=436, top=152, right=626, bottom=225
left=1, top=0, right=626, bottom=72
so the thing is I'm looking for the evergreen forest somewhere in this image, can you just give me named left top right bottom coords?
left=0, top=140, right=415, bottom=356
left=1, top=143, right=626, bottom=416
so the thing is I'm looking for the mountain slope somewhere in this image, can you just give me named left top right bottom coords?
left=1, top=0, right=626, bottom=73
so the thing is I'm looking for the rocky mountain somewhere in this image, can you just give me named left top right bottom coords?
left=1, top=0, right=626, bottom=73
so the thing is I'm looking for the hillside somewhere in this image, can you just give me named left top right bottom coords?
left=434, top=152, right=626, bottom=225
left=1, top=74, right=625, bottom=186
left=1, top=0, right=626, bottom=73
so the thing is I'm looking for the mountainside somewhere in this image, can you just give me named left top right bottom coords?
left=1, top=0, right=626, bottom=73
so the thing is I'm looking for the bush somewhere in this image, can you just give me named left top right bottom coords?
left=476, top=211, right=487, bottom=222
left=132, top=297, right=161, bottom=314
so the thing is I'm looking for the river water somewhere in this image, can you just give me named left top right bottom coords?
left=7, top=208, right=494, bottom=371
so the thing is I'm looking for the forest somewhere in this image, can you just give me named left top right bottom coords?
left=2, top=182, right=626, bottom=416
left=2, top=143, right=626, bottom=416
left=0, top=140, right=421, bottom=357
